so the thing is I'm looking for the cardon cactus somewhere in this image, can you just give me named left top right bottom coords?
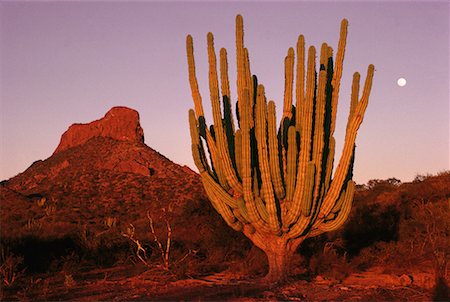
left=186, top=15, right=374, bottom=282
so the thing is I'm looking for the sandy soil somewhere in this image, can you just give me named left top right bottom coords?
left=2, top=265, right=436, bottom=301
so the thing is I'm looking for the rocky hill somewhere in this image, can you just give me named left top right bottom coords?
left=1, top=107, right=247, bottom=271
left=53, top=106, right=145, bottom=154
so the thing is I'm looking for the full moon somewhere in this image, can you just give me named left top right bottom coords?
left=397, top=78, right=407, bottom=87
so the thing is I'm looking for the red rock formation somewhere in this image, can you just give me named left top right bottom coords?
left=54, top=106, right=144, bottom=154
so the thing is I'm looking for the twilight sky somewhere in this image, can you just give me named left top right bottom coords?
left=1, top=1, right=449, bottom=184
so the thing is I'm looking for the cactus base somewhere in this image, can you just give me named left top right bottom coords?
left=244, top=226, right=303, bottom=283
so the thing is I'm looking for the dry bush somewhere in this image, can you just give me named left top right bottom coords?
left=228, top=245, right=266, bottom=278
left=321, top=172, right=450, bottom=276
left=77, top=225, right=130, bottom=268
left=399, top=199, right=449, bottom=272
left=343, top=201, right=400, bottom=257
left=353, top=198, right=449, bottom=273
left=347, top=192, right=449, bottom=276
left=308, top=239, right=353, bottom=282
left=0, top=248, right=24, bottom=288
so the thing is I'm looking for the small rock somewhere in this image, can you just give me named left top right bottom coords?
left=399, top=274, right=413, bottom=286
left=410, top=272, right=435, bottom=289
left=315, top=275, right=324, bottom=282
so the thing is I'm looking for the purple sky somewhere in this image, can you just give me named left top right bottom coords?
left=1, top=1, right=449, bottom=184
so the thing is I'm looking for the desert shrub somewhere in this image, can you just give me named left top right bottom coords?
left=76, top=226, right=130, bottom=267
left=351, top=241, right=398, bottom=271
left=433, top=276, right=450, bottom=302
left=24, top=218, right=43, bottom=234
left=2, top=224, right=134, bottom=275
left=349, top=197, right=449, bottom=275
left=343, top=201, right=400, bottom=256
left=366, top=178, right=401, bottom=189
left=397, top=199, right=449, bottom=271
left=224, top=244, right=265, bottom=279
left=307, top=239, right=353, bottom=282
left=357, top=178, right=400, bottom=201
left=299, top=235, right=329, bottom=260
left=319, top=173, right=449, bottom=273
left=401, top=172, right=450, bottom=203
left=3, top=235, right=80, bottom=274
left=0, top=248, right=25, bottom=288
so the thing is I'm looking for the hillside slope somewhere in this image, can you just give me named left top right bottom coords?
left=1, top=107, right=247, bottom=270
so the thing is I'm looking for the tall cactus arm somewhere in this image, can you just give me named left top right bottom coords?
left=319, top=64, right=374, bottom=218
left=244, top=48, right=254, bottom=123
left=311, top=67, right=327, bottom=206
left=285, top=126, right=298, bottom=203
left=235, top=197, right=251, bottom=223
left=267, top=101, right=286, bottom=199
left=283, top=48, right=295, bottom=120
left=241, top=88, right=273, bottom=233
left=318, top=180, right=355, bottom=233
left=319, top=42, right=328, bottom=68
left=207, top=33, right=243, bottom=194
left=295, top=35, right=305, bottom=132
left=234, top=129, right=243, bottom=179
left=236, top=15, right=246, bottom=116
left=287, top=162, right=316, bottom=238
left=330, top=19, right=348, bottom=136
left=241, top=89, right=261, bottom=220
left=220, top=48, right=231, bottom=101
left=205, top=129, right=230, bottom=189
left=202, top=171, right=238, bottom=208
left=255, top=84, right=280, bottom=232
left=220, top=48, right=237, bottom=168
left=254, top=195, right=270, bottom=223
left=349, top=72, right=360, bottom=124
left=188, top=109, right=200, bottom=145
left=189, top=109, right=209, bottom=174
left=202, top=177, right=243, bottom=232
left=191, top=143, right=206, bottom=173
left=224, top=118, right=237, bottom=175
left=301, top=161, right=316, bottom=217
left=284, top=46, right=316, bottom=227
left=323, top=136, right=336, bottom=193
left=186, top=35, right=204, bottom=118
left=330, top=180, right=355, bottom=214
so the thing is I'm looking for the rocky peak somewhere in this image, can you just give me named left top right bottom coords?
left=54, top=106, right=144, bottom=154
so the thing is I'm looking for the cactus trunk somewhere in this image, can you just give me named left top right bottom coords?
left=243, top=227, right=303, bottom=283
left=266, top=250, right=290, bottom=282
left=186, top=15, right=374, bottom=282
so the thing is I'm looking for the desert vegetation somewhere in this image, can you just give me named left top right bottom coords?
left=1, top=161, right=448, bottom=300
left=186, top=15, right=374, bottom=282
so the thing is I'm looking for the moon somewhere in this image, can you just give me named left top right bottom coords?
left=397, top=78, right=407, bottom=87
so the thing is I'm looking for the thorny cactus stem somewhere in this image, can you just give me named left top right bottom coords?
left=186, top=15, right=374, bottom=283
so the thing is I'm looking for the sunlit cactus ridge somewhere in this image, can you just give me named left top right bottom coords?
left=186, top=15, right=374, bottom=281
